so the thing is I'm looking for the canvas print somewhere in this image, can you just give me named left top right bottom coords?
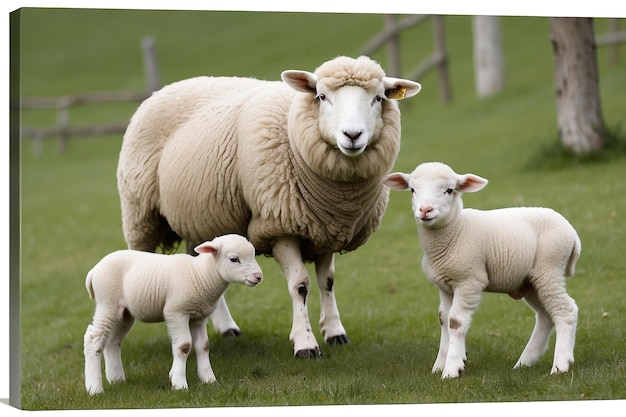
left=8, top=5, right=626, bottom=412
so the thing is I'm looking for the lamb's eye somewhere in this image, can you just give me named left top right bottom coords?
left=445, top=188, right=454, bottom=195
left=316, top=93, right=327, bottom=101
left=229, top=256, right=240, bottom=263
left=373, top=95, right=383, bottom=104
left=410, top=188, right=415, bottom=194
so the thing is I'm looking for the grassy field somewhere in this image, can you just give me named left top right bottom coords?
left=15, top=8, right=626, bottom=411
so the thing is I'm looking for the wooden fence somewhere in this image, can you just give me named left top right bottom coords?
left=361, top=15, right=453, bottom=103
left=19, top=19, right=625, bottom=154
left=20, top=37, right=160, bottom=154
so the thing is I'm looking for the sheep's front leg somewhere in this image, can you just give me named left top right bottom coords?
left=432, top=290, right=453, bottom=373
left=315, top=253, right=349, bottom=345
left=165, top=312, right=192, bottom=390
left=442, top=285, right=483, bottom=379
left=190, top=318, right=216, bottom=384
left=273, top=236, right=322, bottom=358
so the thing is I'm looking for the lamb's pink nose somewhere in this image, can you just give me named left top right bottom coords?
left=419, top=205, right=433, bottom=216
left=253, top=272, right=263, bottom=283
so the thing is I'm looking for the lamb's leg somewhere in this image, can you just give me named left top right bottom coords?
left=315, top=253, right=349, bottom=345
left=190, top=318, right=216, bottom=384
left=442, top=285, right=483, bottom=379
left=165, top=312, right=192, bottom=390
left=84, top=324, right=105, bottom=395
left=532, top=273, right=578, bottom=374
left=272, top=236, right=322, bottom=358
left=84, top=307, right=116, bottom=395
left=103, top=309, right=135, bottom=385
left=432, top=290, right=453, bottom=374
left=514, top=288, right=554, bottom=369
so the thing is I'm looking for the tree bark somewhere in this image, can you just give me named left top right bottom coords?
left=473, top=15, right=505, bottom=98
left=550, top=17, right=605, bottom=154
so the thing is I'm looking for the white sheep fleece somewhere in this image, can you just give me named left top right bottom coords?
left=384, top=162, right=581, bottom=379
left=117, top=55, right=421, bottom=358
left=83, top=234, right=262, bottom=395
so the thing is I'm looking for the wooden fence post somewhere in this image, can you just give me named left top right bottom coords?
left=142, top=36, right=160, bottom=92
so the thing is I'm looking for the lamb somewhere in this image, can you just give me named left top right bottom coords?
left=83, top=234, right=263, bottom=395
left=384, top=162, right=581, bottom=379
left=117, top=55, right=422, bottom=358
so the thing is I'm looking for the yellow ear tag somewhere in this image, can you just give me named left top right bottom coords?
left=386, top=87, right=407, bottom=100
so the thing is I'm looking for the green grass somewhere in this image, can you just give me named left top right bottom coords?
left=15, top=9, right=626, bottom=410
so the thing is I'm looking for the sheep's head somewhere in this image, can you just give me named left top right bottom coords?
left=281, top=56, right=421, bottom=158
left=384, top=162, right=488, bottom=229
left=195, top=234, right=263, bottom=287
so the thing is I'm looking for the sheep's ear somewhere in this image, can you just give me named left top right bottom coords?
left=194, top=242, right=218, bottom=255
left=383, top=77, right=422, bottom=100
left=383, top=173, right=411, bottom=191
left=456, top=174, right=489, bottom=193
left=281, top=70, right=317, bottom=94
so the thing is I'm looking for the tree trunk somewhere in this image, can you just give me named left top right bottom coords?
left=550, top=17, right=605, bottom=154
left=473, top=15, right=505, bottom=98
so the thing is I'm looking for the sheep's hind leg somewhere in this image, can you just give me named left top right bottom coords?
left=103, top=307, right=135, bottom=385
left=84, top=324, right=106, bottom=395
left=190, top=318, right=216, bottom=384
left=514, top=288, right=554, bottom=369
left=533, top=274, right=578, bottom=374
left=273, top=236, right=322, bottom=359
left=315, top=253, right=349, bottom=345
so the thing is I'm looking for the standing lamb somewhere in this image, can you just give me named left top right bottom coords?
left=384, top=162, right=581, bottom=378
left=83, top=234, right=263, bottom=395
left=117, top=55, right=421, bottom=358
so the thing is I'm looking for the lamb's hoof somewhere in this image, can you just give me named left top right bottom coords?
left=221, top=329, right=241, bottom=338
left=295, top=347, right=322, bottom=359
left=326, top=334, right=350, bottom=345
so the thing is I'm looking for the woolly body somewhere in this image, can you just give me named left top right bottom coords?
left=83, top=234, right=262, bottom=395
left=384, top=162, right=581, bottom=378
left=117, top=56, right=421, bottom=357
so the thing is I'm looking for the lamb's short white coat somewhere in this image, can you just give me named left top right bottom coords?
left=117, top=55, right=421, bottom=358
left=83, top=234, right=262, bottom=395
left=384, top=162, right=581, bottom=379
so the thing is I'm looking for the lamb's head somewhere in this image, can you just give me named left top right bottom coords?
left=384, top=162, right=488, bottom=229
left=282, top=56, right=421, bottom=158
left=194, top=234, right=263, bottom=287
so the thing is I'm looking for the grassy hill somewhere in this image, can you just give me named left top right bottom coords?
left=15, top=8, right=626, bottom=410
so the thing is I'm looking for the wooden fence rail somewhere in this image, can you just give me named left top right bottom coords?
left=19, top=36, right=159, bottom=155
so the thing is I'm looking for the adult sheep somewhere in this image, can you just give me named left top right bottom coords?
left=117, top=55, right=422, bottom=358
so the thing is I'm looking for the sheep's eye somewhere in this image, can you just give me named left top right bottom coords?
left=316, top=93, right=327, bottom=101
left=445, top=188, right=454, bottom=195
left=229, top=256, right=240, bottom=263
left=373, top=95, right=383, bottom=104
left=410, top=188, right=415, bottom=194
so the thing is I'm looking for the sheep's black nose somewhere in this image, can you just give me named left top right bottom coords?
left=342, top=130, right=362, bottom=141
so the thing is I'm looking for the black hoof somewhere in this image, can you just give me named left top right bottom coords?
left=295, top=347, right=322, bottom=359
left=326, top=334, right=350, bottom=345
left=221, top=329, right=241, bottom=338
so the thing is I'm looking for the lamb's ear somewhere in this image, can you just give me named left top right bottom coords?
left=383, top=172, right=411, bottom=191
left=383, top=77, right=422, bottom=100
left=194, top=241, right=218, bottom=255
left=456, top=173, right=489, bottom=193
left=281, top=70, right=317, bottom=94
